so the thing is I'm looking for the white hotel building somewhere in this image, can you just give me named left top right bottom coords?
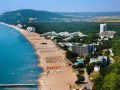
left=99, top=23, right=116, bottom=39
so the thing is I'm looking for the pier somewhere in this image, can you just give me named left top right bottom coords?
left=0, top=84, right=39, bottom=88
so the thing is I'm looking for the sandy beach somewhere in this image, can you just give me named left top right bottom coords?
left=0, top=22, right=77, bottom=90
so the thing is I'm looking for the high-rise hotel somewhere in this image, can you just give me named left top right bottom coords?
left=100, top=23, right=107, bottom=33
left=99, top=23, right=116, bottom=39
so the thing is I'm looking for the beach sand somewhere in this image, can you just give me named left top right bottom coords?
left=0, top=22, right=77, bottom=90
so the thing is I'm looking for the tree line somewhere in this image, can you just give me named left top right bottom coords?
left=23, top=22, right=120, bottom=34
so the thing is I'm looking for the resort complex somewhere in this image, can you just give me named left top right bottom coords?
left=0, top=19, right=118, bottom=90
left=12, top=24, right=77, bottom=90
left=0, top=1, right=120, bottom=89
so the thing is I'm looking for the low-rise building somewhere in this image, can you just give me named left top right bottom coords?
left=94, top=65, right=100, bottom=72
left=90, top=58, right=102, bottom=64
left=90, top=56, right=108, bottom=66
left=26, top=26, right=36, bottom=32
left=109, top=49, right=114, bottom=56
left=99, top=31, right=116, bottom=39
left=58, top=32, right=71, bottom=37
left=16, top=24, right=23, bottom=29
left=71, top=32, right=87, bottom=37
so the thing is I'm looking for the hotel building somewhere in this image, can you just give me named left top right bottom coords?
left=99, top=24, right=116, bottom=39
left=69, top=44, right=95, bottom=57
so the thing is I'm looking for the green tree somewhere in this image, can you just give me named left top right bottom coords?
left=75, top=74, right=85, bottom=85
left=103, top=73, right=120, bottom=90
left=66, top=50, right=78, bottom=60
left=94, top=61, right=120, bottom=90
left=84, top=55, right=90, bottom=66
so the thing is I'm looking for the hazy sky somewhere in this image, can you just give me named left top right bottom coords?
left=0, top=0, right=120, bottom=13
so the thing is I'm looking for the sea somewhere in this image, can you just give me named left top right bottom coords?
left=0, top=24, right=42, bottom=90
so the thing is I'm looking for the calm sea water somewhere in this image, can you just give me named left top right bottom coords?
left=0, top=24, right=42, bottom=89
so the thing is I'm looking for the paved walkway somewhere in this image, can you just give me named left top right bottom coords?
left=81, top=68, right=93, bottom=90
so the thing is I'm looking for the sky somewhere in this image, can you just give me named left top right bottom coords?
left=0, top=0, right=120, bottom=13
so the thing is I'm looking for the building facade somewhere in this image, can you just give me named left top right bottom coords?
left=100, top=24, right=107, bottom=33
left=99, top=24, right=116, bottom=39
left=69, top=44, right=95, bottom=57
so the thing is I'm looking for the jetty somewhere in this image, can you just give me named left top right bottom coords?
left=0, top=84, right=39, bottom=88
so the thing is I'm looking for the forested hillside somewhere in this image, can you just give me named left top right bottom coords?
left=1, top=9, right=120, bottom=24
left=0, top=9, right=63, bottom=24
left=24, top=22, right=120, bottom=34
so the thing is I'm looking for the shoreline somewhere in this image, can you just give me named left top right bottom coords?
left=0, top=22, right=44, bottom=84
left=0, top=22, right=77, bottom=90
